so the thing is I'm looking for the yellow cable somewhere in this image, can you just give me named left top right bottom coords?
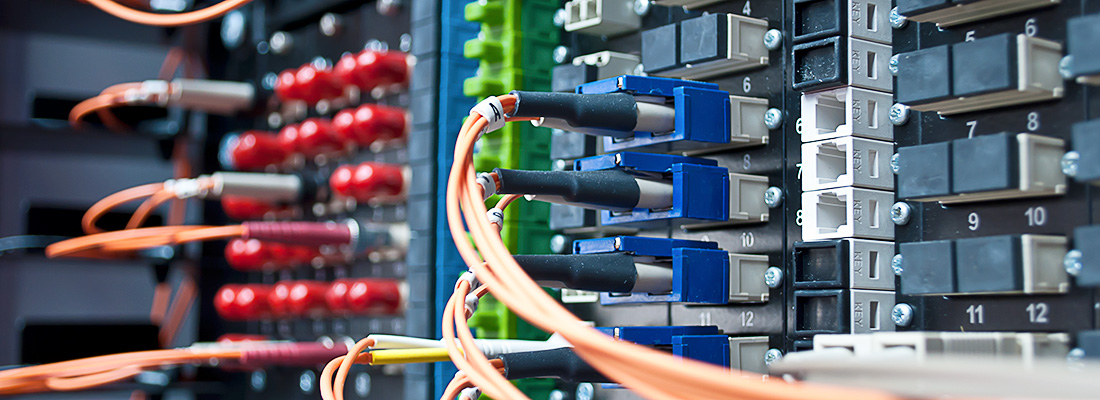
left=369, top=348, right=453, bottom=365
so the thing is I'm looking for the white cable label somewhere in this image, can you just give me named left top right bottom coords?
left=471, top=96, right=506, bottom=137
left=476, top=173, right=497, bottom=200
left=486, top=208, right=504, bottom=232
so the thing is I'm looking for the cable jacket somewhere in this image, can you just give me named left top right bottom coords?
left=493, top=169, right=640, bottom=210
left=512, top=253, right=637, bottom=293
left=508, top=91, right=637, bottom=131
left=242, top=221, right=352, bottom=246
left=500, top=348, right=610, bottom=382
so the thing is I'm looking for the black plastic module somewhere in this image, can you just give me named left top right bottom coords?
left=551, top=64, right=599, bottom=92
left=792, top=36, right=843, bottom=91
left=793, top=0, right=842, bottom=43
left=793, top=289, right=848, bottom=335
left=793, top=240, right=844, bottom=289
left=899, top=240, right=956, bottom=295
left=896, top=45, right=952, bottom=105
left=896, top=0, right=950, bottom=16
left=641, top=23, right=680, bottom=73
left=897, top=141, right=952, bottom=199
left=680, top=14, right=728, bottom=65
left=1073, top=225, right=1100, bottom=287
left=1067, top=14, right=1100, bottom=77
left=951, top=132, right=1017, bottom=194
left=951, top=33, right=1017, bottom=97
left=955, top=235, right=1023, bottom=293
left=1078, top=331, right=1100, bottom=358
left=1071, top=119, right=1100, bottom=183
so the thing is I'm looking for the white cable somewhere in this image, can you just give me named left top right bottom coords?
left=365, top=335, right=444, bottom=349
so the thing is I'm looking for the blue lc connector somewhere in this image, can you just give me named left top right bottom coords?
left=597, top=325, right=731, bottom=368
left=574, top=236, right=729, bottom=305
left=577, top=75, right=732, bottom=152
left=575, top=152, right=730, bottom=225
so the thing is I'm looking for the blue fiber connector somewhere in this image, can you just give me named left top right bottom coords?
left=574, top=236, right=730, bottom=304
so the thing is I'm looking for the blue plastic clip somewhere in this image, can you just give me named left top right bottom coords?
left=574, top=236, right=730, bottom=305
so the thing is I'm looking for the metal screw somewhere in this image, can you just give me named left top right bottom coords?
left=892, top=303, right=914, bottom=327
left=377, top=0, right=402, bottom=16
left=553, top=159, right=568, bottom=171
left=764, top=267, right=784, bottom=288
left=261, top=72, right=278, bottom=90
left=299, top=370, right=316, bottom=393
left=1068, top=348, right=1086, bottom=362
left=763, top=186, right=783, bottom=208
left=891, top=202, right=912, bottom=225
left=354, top=372, right=371, bottom=397
left=250, top=370, right=267, bottom=391
left=889, top=54, right=900, bottom=76
left=550, top=234, right=570, bottom=254
left=1064, top=249, right=1083, bottom=276
left=1062, top=151, right=1080, bottom=177
left=763, top=29, right=783, bottom=51
left=889, top=103, right=910, bottom=125
left=890, top=153, right=900, bottom=174
left=633, top=63, right=646, bottom=76
left=1060, top=55, right=1075, bottom=80
left=269, top=31, right=293, bottom=55
left=553, top=45, right=571, bottom=64
left=633, top=0, right=651, bottom=16
left=575, top=382, right=595, bottom=400
left=889, top=7, right=907, bottom=29
left=763, top=348, right=783, bottom=365
left=891, top=254, right=904, bottom=276
left=399, top=33, right=413, bottom=52
left=763, top=108, right=783, bottom=130
left=553, top=9, right=568, bottom=27
left=320, top=13, right=342, bottom=37
left=548, top=390, right=567, bottom=400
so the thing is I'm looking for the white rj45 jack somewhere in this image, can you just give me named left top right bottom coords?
left=802, top=136, right=895, bottom=191
left=802, top=187, right=894, bottom=241
left=801, top=86, right=893, bottom=142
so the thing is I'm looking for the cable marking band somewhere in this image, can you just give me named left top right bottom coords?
left=471, top=96, right=506, bottom=138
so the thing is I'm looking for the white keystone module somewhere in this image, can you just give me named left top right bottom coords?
left=846, top=0, right=892, bottom=45
left=801, top=87, right=893, bottom=142
left=802, top=137, right=894, bottom=192
left=849, top=38, right=893, bottom=93
left=802, top=187, right=894, bottom=241
left=572, top=51, right=639, bottom=81
left=729, top=253, right=769, bottom=303
left=563, top=0, right=641, bottom=37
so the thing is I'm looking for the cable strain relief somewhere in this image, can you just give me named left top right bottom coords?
left=237, top=342, right=348, bottom=367
left=242, top=221, right=353, bottom=246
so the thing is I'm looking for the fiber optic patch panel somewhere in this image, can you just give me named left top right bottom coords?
left=6, top=1, right=1100, bottom=400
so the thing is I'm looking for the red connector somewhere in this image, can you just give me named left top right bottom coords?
left=221, top=131, right=287, bottom=171
left=221, top=196, right=287, bottom=221
left=274, top=69, right=304, bottom=101
left=345, top=278, right=403, bottom=315
left=269, top=280, right=328, bottom=317
left=334, top=50, right=410, bottom=92
left=214, top=284, right=273, bottom=320
left=332, top=104, right=408, bottom=148
left=296, top=117, right=344, bottom=156
left=329, top=162, right=407, bottom=203
left=294, top=64, right=344, bottom=105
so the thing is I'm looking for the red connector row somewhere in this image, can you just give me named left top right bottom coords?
left=214, top=278, right=403, bottom=320
left=224, top=238, right=345, bottom=271
left=274, top=50, right=409, bottom=105
left=217, top=162, right=407, bottom=218
left=221, top=104, right=408, bottom=171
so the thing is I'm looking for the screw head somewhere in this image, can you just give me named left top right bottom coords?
left=550, top=234, right=570, bottom=254
left=892, top=303, right=914, bottom=327
left=763, top=108, right=783, bottom=130
left=763, top=348, right=783, bottom=365
left=1068, top=347, right=1086, bottom=362
left=889, top=103, right=910, bottom=125
left=763, top=29, right=783, bottom=51
left=548, top=390, right=567, bottom=400
left=889, top=7, right=907, bottom=29
left=377, top=0, right=402, bottom=16
left=890, top=153, right=900, bottom=174
left=633, top=63, right=646, bottom=76
left=553, top=159, right=568, bottom=171
left=354, top=372, right=371, bottom=397
left=250, top=370, right=267, bottom=391
left=1064, top=249, right=1083, bottom=276
left=889, top=54, right=900, bottom=76
left=1062, top=151, right=1080, bottom=177
left=891, top=202, right=912, bottom=225
left=553, top=46, right=571, bottom=64
left=298, top=370, right=316, bottom=393
left=269, top=31, right=293, bottom=55
left=763, top=186, right=783, bottom=208
left=1060, top=55, right=1075, bottom=80
left=764, top=266, right=784, bottom=288
left=633, top=0, right=651, bottom=16
left=891, top=254, right=904, bottom=276
left=575, top=383, right=595, bottom=400
left=553, top=9, right=568, bottom=27
left=320, top=13, right=342, bottom=37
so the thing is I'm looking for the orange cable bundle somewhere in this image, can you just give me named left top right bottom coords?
left=82, top=0, right=252, bottom=27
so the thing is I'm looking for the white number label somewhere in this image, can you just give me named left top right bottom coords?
left=743, top=1, right=752, bottom=15
left=1025, top=206, right=1047, bottom=226
left=699, top=311, right=713, bottom=325
left=740, top=311, right=755, bottom=327
left=742, top=76, right=752, bottom=93
left=1027, top=111, right=1040, bottom=131
left=741, top=232, right=755, bottom=248
left=1025, top=18, right=1038, bottom=37
left=796, top=209, right=804, bottom=226
left=968, top=212, right=980, bottom=231
left=1026, top=302, right=1049, bottom=324
left=966, top=120, right=978, bottom=138
left=795, top=118, right=804, bottom=135
left=743, top=154, right=752, bottom=170
left=796, top=162, right=804, bottom=180
left=966, top=304, right=985, bottom=324
left=965, top=31, right=976, bottom=41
